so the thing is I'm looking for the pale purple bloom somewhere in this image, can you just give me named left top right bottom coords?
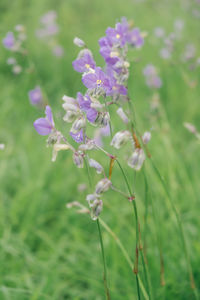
left=105, top=19, right=129, bottom=47
left=127, top=28, right=144, bottom=48
left=29, top=86, right=43, bottom=105
left=77, top=92, right=98, bottom=123
left=99, top=46, right=120, bottom=66
left=3, top=32, right=15, bottom=49
left=34, top=106, right=55, bottom=135
left=70, top=129, right=84, bottom=143
left=72, top=50, right=96, bottom=73
left=143, top=64, right=162, bottom=89
left=106, top=76, right=127, bottom=96
left=82, top=67, right=109, bottom=91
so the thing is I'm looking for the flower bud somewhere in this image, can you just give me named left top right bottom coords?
left=86, top=194, right=98, bottom=206
left=95, top=178, right=111, bottom=194
left=73, top=151, right=84, bottom=168
left=71, top=117, right=86, bottom=133
left=62, top=95, right=79, bottom=112
left=142, top=131, right=151, bottom=144
left=128, top=148, right=145, bottom=171
left=110, top=130, right=131, bottom=149
left=78, top=139, right=95, bottom=151
left=63, top=111, right=78, bottom=123
left=95, top=112, right=110, bottom=127
left=89, top=158, right=103, bottom=174
left=0, top=144, right=5, bottom=150
left=116, top=107, right=129, bottom=124
left=91, top=199, right=103, bottom=220
left=52, top=143, right=71, bottom=162
left=73, top=37, right=86, bottom=48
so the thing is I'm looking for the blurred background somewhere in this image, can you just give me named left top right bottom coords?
left=0, top=0, right=200, bottom=299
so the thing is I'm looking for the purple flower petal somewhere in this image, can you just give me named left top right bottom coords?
left=34, top=118, right=52, bottom=135
left=45, top=105, right=54, bottom=126
left=70, top=129, right=84, bottom=143
left=86, top=108, right=98, bottom=123
left=72, top=50, right=96, bottom=73
left=77, top=92, right=91, bottom=111
left=3, top=32, right=15, bottom=49
left=82, top=73, right=97, bottom=89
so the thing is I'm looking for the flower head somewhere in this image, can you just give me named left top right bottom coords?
left=29, top=86, right=43, bottom=105
left=72, top=49, right=96, bottom=73
left=3, top=32, right=15, bottom=50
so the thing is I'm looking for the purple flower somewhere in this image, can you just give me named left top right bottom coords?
left=105, top=19, right=129, bottom=47
left=77, top=92, right=98, bottom=123
left=106, top=73, right=127, bottom=96
left=3, top=32, right=15, bottom=49
left=127, top=28, right=144, bottom=48
left=72, top=50, right=96, bottom=73
left=82, top=67, right=109, bottom=92
left=70, top=129, right=84, bottom=143
left=29, top=86, right=43, bottom=105
left=34, top=106, right=55, bottom=135
left=99, top=46, right=120, bottom=66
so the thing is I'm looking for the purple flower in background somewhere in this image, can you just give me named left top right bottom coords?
left=77, top=92, right=98, bottom=123
left=143, top=64, right=162, bottom=89
left=34, top=106, right=55, bottom=135
left=82, top=67, right=109, bottom=91
left=40, top=10, right=57, bottom=25
left=127, top=28, right=144, bottom=48
left=70, top=129, right=84, bottom=143
left=3, top=32, right=15, bottom=49
left=52, top=45, right=64, bottom=57
left=29, top=86, right=43, bottom=105
left=72, top=50, right=96, bottom=73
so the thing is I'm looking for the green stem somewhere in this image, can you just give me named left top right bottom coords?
left=97, top=219, right=111, bottom=300
left=115, top=159, right=142, bottom=300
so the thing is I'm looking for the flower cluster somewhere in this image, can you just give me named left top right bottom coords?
left=33, top=18, right=151, bottom=220
left=2, top=25, right=27, bottom=74
left=36, top=11, right=64, bottom=57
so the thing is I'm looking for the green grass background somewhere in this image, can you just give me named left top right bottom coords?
left=0, top=0, right=199, bottom=299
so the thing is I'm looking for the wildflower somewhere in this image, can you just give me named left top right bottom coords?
left=89, top=158, right=103, bottom=174
left=28, top=86, right=43, bottom=106
left=127, top=28, right=144, bottom=48
left=95, top=178, right=111, bottom=194
left=73, top=150, right=84, bottom=168
left=105, top=19, right=129, bottom=47
left=77, top=92, right=98, bottom=123
left=128, top=148, right=145, bottom=171
left=82, top=67, right=109, bottom=92
left=34, top=106, right=55, bottom=135
left=70, top=129, right=84, bottom=143
left=143, top=64, right=162, bottom=89
left=72, top=49, right=96, bottom=73
left=142, top=131, right=151, bottom=144
left=73, top=37, right=86, bottom=48
left=116, top=107, right=129, bottom=124
left=86, top=194, right=103, bottom=220
left=110, top=130, right=131, bottom=149
left=2, top=32, right=15, bottom=50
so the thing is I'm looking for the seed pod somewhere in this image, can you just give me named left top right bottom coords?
left=73, top=151, right=84, bottom=168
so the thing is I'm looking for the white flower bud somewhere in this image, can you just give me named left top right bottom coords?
left=89, top=158, right=103, bottom=174
left=142, top=131, right=151, bottom=144
left=73, top=37, right=86, bottom=47
left=91, top=199, right=103, bottom=220
left=128, top=148, right=145, bottom=171
left=95, top=178, right=111, bottom=194
left=95, top=112, right=110, bottom=127
left=86, top=194, right=98, bottom=206
left=73, top=151, right=84, bottom=168
left=63, top=111, right=78, bottom=123
left=62, top=95, right=79, bottom=112
left=0, top=144, right=5, bottom=150
left=116, top=107, right=129, bottom=124
left=71, top=117, right=86, bottom=133
left=110, top=130, right=131, bottom=149
left=78, top=139, right=95, bottom=151
left=52, top=143, right=71, bottom=162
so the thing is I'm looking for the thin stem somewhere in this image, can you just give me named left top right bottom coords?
left=115, top=159, right=142, bottom=300
left=97, top=218, right=111, bottom=300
